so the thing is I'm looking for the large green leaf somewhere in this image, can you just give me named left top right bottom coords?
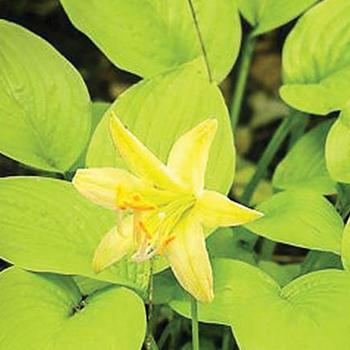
left=59, top=0, right=241, bottom=82
left=238, top=0, right=317, bottom=35
left=273, top=120, right=336, bottom=194
left=0, top=20, right=90, bottom=172
left=245, top=190, right=343, bottom=254
left=0, top=177, right=150, bottom=293
left=87, top=60, right=235, bottom=194
left=280, top=0, right=350, bottom=115
left=326, top=107, right=350, bottom=183
left=171, top=259, right=350, bottom=350
left=0, top=268, right=146, bottom=350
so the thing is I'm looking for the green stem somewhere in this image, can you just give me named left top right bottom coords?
left=300, top=250, right=321, bottom=274
left=288, top=116, right=307, bottom=149
left=191, top=296, right=200, bottom=350
left=187, top=0, right=213, bottom=82
left=146, top=261, right=155, bottom=350
left=240, top=115, right=298, bottom=205
left=230, top=33, right=256, bottom=129
left=259, top=239, right=277, bottom=261
left=221, top=327, right=232, bottom=350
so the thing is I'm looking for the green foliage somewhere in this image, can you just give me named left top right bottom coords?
left=280, top=0, right=350, bottom=115
left=87, top=60, right=235, bottom=194
left=0, top=267, right=146, bottom=350
left=171, top=259, right=350, bottom=350
left=0, top=20, right=90, bottom=173
left=59, top=0, right=241, bottom=83
left=238, top=0, right=317, bottom=35
left=246, top=190, right=344, bottom=253
left=273, top=120, right=336, bottom=194
left=2, top=0, right=350, bottom=348
left=326, top=106, right=350, bottom=183
left=0, top=177, right=150, bottom=293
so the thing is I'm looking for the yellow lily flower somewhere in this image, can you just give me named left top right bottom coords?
left=73, top=112, right=262, bottom=302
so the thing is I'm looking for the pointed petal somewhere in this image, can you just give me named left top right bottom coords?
left=93, top=220, right=133, bottom=273
left=72, top=168, right=143, bottom=210
left=167, top=119, right=218, bottom=193
left=110, top=112, right=181, bottom=191
left=164, top=217, right=213, bottom=303
left=196, top=190, right=263, bottom=228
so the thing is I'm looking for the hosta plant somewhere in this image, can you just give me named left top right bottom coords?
left=1, top=0, right=350, bottom=349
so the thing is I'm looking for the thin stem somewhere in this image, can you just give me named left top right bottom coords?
left=221, top=327, right=232, bottom=350
left=191, top=296, right=200, bottom=350
left=300, top=250, right=321, bottom=274
left=230, top=33, right=256, bottom=130
left=288, top=116, right=307, bottom=149
left=259, top=239, right=276, bottom=261
left=187, top=0, right=213, bottom=82
left=146, top=260, right=155, bottom=350
left=240, top=115, right=299, bottom=205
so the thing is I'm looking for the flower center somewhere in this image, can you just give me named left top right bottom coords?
left=115, top=188, right=196, bottom=262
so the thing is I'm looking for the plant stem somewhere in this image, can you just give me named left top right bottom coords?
left=259, top=239, right=276, bottom=261
left=146, top=260, right=155, bottom=350
left=240, top=115, right=299, bottom=205
left=230, top=33, right=256, bottom=130
left=288, top=116, right=307, bottom=149
left=191, top=296, right=200, bottom=350
left=221, top=327, right=232, bottom=350
left=187, top=0, right=213, bottom=82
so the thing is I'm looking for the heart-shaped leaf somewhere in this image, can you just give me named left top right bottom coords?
left=0, top=267, right=146, bottom=350
left=0, top=20, right=90, bottom=172
left=87, top=60, right=235, bottom=194
left=0, top=177, right=150, bottom=293
left=60, top=0, right=241, bottom=83
left=238, top=0, right=317, bottom=35
left=171, top=259, right=350, bottom=350
left=245, top=190, right=343, bottom=253
left=326, top=106, right=350, bottom=183
left=273, top=120, right=336, bottom=194
left=280, top=0, right=350, bottom=115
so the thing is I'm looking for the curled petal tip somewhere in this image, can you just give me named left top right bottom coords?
left=92, top=258, right=102, bottom=274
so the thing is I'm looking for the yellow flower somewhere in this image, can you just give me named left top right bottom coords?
left=73, top=112, right=262, bottom=302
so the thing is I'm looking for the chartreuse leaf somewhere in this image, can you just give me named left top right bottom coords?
left=326, top=106, right=350, bottom=183
left=0, top=268, right=146, bottom=350
left=238, top=0, right=317, bottom=35
left=258, top=261, right=300, bottom=286
left=171, top=259, right=350, bottom=350
left=59, top=0, right=241, bottom=82
left=72, top=102, right=110, bottom=170
left=74, top=276, right=111, bottom=295
left=245, top=190, right=343, bottom=254
left=280, top=0, right=350, bottom=115
left=87, top=61, right=235, bottom=194
left=273, top=120, right=336, bottom=194
left=0, top=20, right=90, bottom=172
left=91, top=102, right=110, bottom=133
left=0, top=177, right=151, bottom=294
left=207, top=227, right=256, bottom=265
left=341, top=218, right=350, bottom=270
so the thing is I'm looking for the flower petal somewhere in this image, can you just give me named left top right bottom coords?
left=110, top=112, right=181, bottom=191
left=164, top=216, right=213, bottom=303
left=72, top=167, right=143, bottom=210
left=93, top=219, right=133, bottom=273
left=167, top=119, right=218, bottom=193
left=196, top=190, right=263, bottom=228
